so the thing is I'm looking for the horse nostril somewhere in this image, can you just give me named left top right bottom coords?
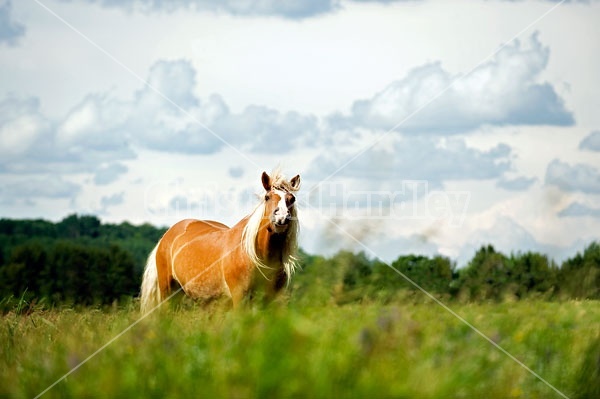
left=273, top=208, right=280, bottom=215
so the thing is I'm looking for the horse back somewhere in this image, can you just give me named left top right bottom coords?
left=157, top=219, right=226, bottom=270
left=183, top=219, right=229, bottom=236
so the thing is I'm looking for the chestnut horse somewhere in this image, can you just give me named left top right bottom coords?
left=140, top=170, right=300, bottom=313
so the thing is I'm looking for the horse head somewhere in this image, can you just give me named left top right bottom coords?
left=261, top=171, right=300, bottom=234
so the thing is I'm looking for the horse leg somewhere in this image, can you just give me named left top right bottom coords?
left=224, top=264, right=253, bottom=309
left=155, top=247, right=173, bottom=304
left=230, top=285, right=245, bottom=309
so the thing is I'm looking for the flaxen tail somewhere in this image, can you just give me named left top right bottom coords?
left=140, top=244, right=160, bottom=314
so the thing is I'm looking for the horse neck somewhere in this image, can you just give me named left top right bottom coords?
left=255, top=222, right=287, bottom=267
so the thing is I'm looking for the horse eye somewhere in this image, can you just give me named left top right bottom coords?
left=265, top=194, right=271, bottom=201
left=286, top=193, right=295, bottom=205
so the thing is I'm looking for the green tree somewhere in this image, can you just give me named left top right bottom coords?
left=392, top=255, right=454, bottom=293
left=57, top=214, right=101, bottom=238
left=559, top=242, right=600, bottom=299
left=508, top=252, right=558, bottom=298
left=0, top=216, right=165, bottom=306
left=339, top=251, right=372, bottom=289
left=456, top=245, right=511, bottom=301
left=104, top=244, right=138, bottom=300
left=0, top=241, right=48, bottom=299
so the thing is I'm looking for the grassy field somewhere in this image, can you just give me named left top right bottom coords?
left=1, top=299, right=599, bottom=399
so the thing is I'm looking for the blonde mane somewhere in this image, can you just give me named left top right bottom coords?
left=242, top=169, right=300, bottom=281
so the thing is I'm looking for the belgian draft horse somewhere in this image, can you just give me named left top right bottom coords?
left=140, top=170, right=300, bottom=313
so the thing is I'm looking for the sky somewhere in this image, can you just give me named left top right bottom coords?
left=0, top=0, right=599, bottom=266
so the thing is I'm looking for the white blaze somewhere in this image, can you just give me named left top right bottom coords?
left=273, top=189, right=289, bottom=225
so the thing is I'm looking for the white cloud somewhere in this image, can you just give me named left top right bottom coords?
left=457, top=216, right=584, bottom=267
left=93, top=163, right=128, bottom=185
left=71, top=0, right=600, bottom=21
left=142, top=60, right=199, bottom=109
left=57, top=94, right=128, bottom=149
left=496, top=176, right=537, bottom=191
left=56, top=59, right=319, bottom=155
left=125, top=59, right=220, bottom=154
left=0, top=96, right=48, bottom=161
left=168, top=195, right=200, bottom=213
left=0, top=175, right=80, bottom=201
left=215, top=105, right=319, bottom=153
left=545, top=159, right=600, bottom=194
left=56, top=95, right=135, bottom=170
left=308, top=136, right=512, bottom=188
left=336, top=33, right=573, bottom=134
left=228, top=166, right=244, bottom=178
left=0, top=0, right=24, bottom=46
left=0, top=93, right=135, bottom=174
left=80, top=0, right=338, bottom=19
left=579, top=130, right=600, bottom=152
left=558, top=202, right=600, bottom=218
left=502, top=0, right=596, bottom=3
left=299, top=215, right=440, bottom=262
left=0, top=57, right=322, bottom=197
left=100, top=191, right=125, bottom=208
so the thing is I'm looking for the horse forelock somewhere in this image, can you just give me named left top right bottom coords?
left=268, top=167, right=300, bottom=193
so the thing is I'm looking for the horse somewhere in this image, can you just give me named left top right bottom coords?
left=140, top=169, right=301, bottom=314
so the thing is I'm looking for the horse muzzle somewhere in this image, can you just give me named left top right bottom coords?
left=271, top=214, right=291, bottom=232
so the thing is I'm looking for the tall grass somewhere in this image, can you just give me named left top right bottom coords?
left=1, top=299, right=598, bottom=398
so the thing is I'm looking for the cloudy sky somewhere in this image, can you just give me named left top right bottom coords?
left=1, top=0, right=599, bottom=266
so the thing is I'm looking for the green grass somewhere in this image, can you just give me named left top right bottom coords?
left=1, top=299, right=599, bottom=398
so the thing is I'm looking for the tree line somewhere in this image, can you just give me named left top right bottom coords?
left=0, top=215, right=598, bottom=309
left=291, top=243, right=599, bottom=305
left=0, top=215, right=166, bottom=307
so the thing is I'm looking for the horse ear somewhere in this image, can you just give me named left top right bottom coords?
left=290, top=174, right=301, bottom=190
left=261, top=171, right=271, bottom=192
